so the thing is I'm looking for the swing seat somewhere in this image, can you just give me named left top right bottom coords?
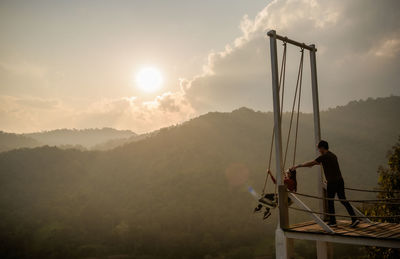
left=259, top=194, right=277, bottom=207
left=258, top=194, right=293, bottom=207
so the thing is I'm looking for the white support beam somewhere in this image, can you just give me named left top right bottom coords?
left=289, top=193, right=334, bottom=233
left=276, top=228, right=293, bottom=259
left=285, top=231, right=400, bottom=249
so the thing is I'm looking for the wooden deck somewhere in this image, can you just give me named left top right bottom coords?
left=284, top=220, right=400, bottom=248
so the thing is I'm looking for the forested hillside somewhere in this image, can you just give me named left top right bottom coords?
left=0, top=96, right=399, bottom=258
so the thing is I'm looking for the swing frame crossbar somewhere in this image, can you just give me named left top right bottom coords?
left=266, top=31, right=316, bottom=51
left=267, top=30, right=400, bottom=259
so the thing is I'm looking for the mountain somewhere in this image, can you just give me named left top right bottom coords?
left=91, top=132, right=152, bottom=151
left=0, top=128, right=137, bottom=153
left=24, top=128, right=136, bottom=148
left=0, top=96, right=399, bottom=258
left=0, top=131, right=41, bottom=152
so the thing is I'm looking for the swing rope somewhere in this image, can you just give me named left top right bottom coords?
left=292, top=50, right=303, bottom=167
left=262, top=42, right=287, bottom=196
left=262, top=44, right=304, bottom=197
left=283, top=48, right=304, bottom=169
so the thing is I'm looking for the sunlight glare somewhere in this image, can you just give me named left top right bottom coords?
left=135, top=67, right=163, bottom=93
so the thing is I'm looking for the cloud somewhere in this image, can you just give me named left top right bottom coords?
left=181, top=0, right=400, bottom=113
left=143, top=92, right=191, bottom=113
left=76, top=93, right=194, bottom=133
left=374, top=39, right=400, bottom=58
left=0, top=93, right=194, bottom=133
left=0, top=96, right=67, bottom=133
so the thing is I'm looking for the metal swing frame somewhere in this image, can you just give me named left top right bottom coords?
left=268, top=30, right=329, bottom=259
left=266, top=30, right=390, bottom=259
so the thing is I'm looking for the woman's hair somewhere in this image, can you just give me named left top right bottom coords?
left=289, top=169, right=297, bottom=192
left=289, top=169, right=296, bottom=180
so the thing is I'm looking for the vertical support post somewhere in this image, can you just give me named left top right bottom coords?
left=278, top=185, right=289, bottom=228
left=309, top=44, right=332, bottom=259
left=268, top=30, right=292, bottom=259
left=269, top=31, right=283, bottom=185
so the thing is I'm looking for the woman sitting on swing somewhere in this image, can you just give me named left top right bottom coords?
left=254, top=169, right=297, bottom=219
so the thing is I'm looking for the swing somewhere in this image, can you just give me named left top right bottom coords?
left=254, top=42, right=305, bottom=220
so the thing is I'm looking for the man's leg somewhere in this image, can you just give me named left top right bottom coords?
left=337, top=178, right=356, bottom=221
left=326, top=182, right=337, bottom=224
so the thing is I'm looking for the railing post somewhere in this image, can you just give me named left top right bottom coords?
left=279, top=185, right=289, bottom=229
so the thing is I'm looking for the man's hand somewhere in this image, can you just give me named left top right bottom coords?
left=290, top=165, right=298, bottom=171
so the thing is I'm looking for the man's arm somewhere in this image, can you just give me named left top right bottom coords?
left=291, top=160, right=319, bottom=170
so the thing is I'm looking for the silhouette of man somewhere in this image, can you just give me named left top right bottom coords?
left=291, top=140, right=360, bottom=227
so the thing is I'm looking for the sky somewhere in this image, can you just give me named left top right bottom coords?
left=0, top=0, right=399, bottom=133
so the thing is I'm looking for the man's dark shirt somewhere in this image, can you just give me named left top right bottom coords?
left=315, top=151, right=343, bottom=183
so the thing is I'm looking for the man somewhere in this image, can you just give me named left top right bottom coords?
left=290, top=140, right=360, bottom=227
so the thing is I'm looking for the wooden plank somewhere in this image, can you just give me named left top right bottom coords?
left=333, top=227, right=370, bottom=237
left=289, top=221, right=317, bottom=229
left=287, top=220, right=400, bottom=242
left=375, top=224, right=400, bottom=238
left=291, top=221, right=378, bottom=237
left=285, top=230, right=400, bottom=248
left=385, top=224, right=400, bottom=238
left=332, top=227, right=359, bottom=236
left=365, top=224, right=394, bottom=238
left=335, top=223, right=388, bottom=238
left=373, top=227, right=395, bottom=238
left=346, top=223, right=385, bottom=237
left=386, top=230, right=400, bottom=239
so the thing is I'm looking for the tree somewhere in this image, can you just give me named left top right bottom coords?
left=365, top=137, right=400, bottom=258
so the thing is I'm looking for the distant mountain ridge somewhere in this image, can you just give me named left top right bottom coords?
left=0, top=128, right=137, bottom=152
left=0, top=131, right=40, bottom=153
left=24, top=127, right=136, bottom=148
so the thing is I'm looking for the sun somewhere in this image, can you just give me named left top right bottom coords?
left=135, top=67, right=163, bottom=93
